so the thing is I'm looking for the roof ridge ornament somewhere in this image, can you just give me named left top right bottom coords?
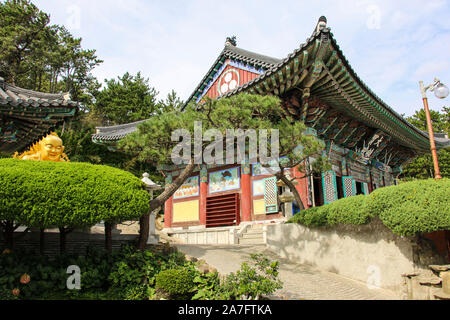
left=225, top=36, right=237, bottom=47
left=315, top=16, right=328, bottom=34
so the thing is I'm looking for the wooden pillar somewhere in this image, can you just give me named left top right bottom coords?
left=241, top=164, right=252, bottom=222
left=292, top=164, right=309, bottom=209
left=199, top=166, right=208, bottom=226
left=164, top=196, right=173, bottom=229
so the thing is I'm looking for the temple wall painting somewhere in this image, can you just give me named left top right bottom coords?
left=208, top=167, right=240, bottom=194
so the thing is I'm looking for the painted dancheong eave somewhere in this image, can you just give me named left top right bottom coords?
left=0, top=79, right=78, bottom=153
left=91, top=17, right=450, bottom=231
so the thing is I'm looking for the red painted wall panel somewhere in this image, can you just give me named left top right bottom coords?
left=202, top=65, right=260, bottom=101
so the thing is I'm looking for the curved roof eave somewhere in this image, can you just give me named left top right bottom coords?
left=92, top=18, right=450, bottom=151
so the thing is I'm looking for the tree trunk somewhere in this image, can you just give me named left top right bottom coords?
left=2, top=221, right=14, bottom=250
left=148, top=160, right=196, bottom=212
left=104, top=222, right=112, bottom=253
left=40, top=228, right=45, bottom=255
left=138, top=213, right=150, bottom=250
left=38, top=72, right=42, bottom=91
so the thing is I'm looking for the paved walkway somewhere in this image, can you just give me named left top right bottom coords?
left=175, top=244, right=400, bottom=300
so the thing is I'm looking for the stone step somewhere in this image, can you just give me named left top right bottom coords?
left=246, top=228, right=264, bottom=234
left=239, top=238, right=264, bottom=245
left=242, top=232, right=264, bottom=240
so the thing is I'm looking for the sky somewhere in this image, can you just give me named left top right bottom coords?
left=34, top=0, right=450, bottom=117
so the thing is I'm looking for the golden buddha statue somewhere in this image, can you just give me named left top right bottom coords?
left=14, top=132, right=69, bottom=162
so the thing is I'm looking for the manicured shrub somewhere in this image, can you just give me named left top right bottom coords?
left=155, top=268, right=195, bottom=299
left=326, top=195, right=372, bottom=226
left=367, top=179, right=450, bottom=236
left=288, top=178, right=450, bottom=237
left=0, top=158, right=150, bottom=228
left=287, top=206, right=328, bottom=227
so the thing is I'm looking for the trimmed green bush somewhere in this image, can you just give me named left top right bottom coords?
left=367, top=179, right=450, bottom=236
left=288, top=179, right=450, bottom=236
left=0, top=158, right=150, bottom=228
left=326, top=195, right=372, bottom=226
left=287, top=206, right=328, bottom=227
left=155, top=268, right=195, bottom=298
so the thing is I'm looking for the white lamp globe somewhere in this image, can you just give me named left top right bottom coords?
left=434, top=83, right=449, bottom=99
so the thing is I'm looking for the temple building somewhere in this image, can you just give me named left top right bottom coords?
left=0, top=77, right=78, bottom=153
left=92, top=17, right=450, bottom=237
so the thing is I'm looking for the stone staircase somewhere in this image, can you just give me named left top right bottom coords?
left=238, top=224, right=265, bottom=245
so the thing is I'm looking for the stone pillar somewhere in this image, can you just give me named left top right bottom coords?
left=199, top=165, right=208, bottom=226
left=284, top=202, right=294, bottom=219
left=241, top=164, right=252, bottom=222
left=140, top=173, right=162, bottom=246
left=147, top=212, right=159, bottom=244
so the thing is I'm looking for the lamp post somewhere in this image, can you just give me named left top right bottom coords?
left=419, top=78, right=449, bottom=180
left=140, top=172, right=162, bottom=246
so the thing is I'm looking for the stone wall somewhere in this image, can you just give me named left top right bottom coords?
left=266, top=218, right=447, bottom=296
left=0, top=231, right=136, bottom=257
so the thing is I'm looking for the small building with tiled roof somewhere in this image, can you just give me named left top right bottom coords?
left=92, top=119, right=148, bottom=145
left=92, top=17, right=449, bottom=233
left=0, top=77, right=78, bottom=153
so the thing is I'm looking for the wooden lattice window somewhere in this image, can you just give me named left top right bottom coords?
left=264, top=177, right=278, bottom=214
left=342, top=176, right=356, bottom=198
left=322, top=171, right=338, bottom=204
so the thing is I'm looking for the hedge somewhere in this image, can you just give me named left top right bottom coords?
left=0, top=159, right=150, bottom=229
left=155, top=268, right=195, bottom=298
left=288, top=178, right=450, bottom=236
left=367, top=179, right=450, bottom=236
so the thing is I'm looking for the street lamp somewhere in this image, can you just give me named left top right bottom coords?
left=419, top=78, right=449, bottom=180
